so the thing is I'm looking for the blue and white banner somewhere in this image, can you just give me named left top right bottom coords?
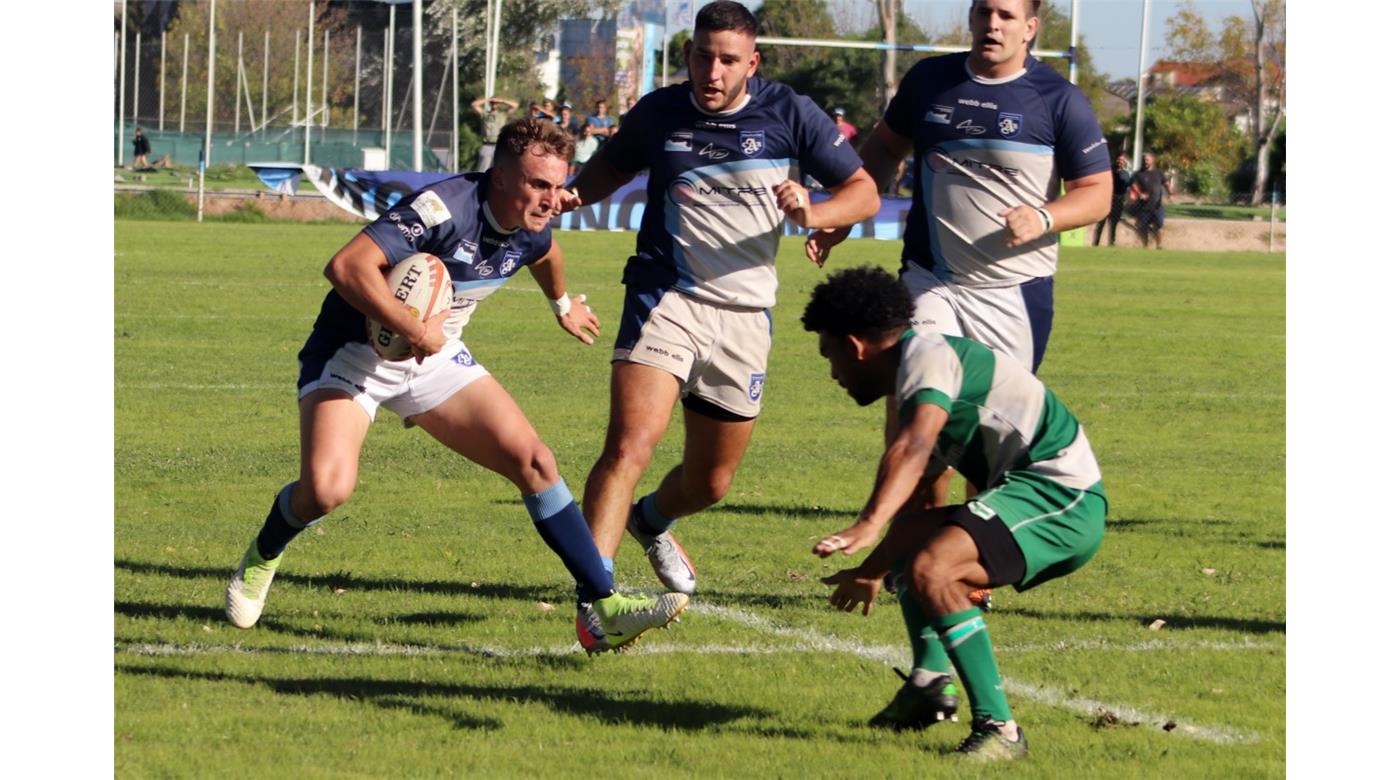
left=248, top=164, right=912, bottom=240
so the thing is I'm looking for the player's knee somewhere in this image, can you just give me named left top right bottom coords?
left=300, top=472, right=355, bottom=517
left=907, top=547, right=965, bottom=616
left=602, top=432, right=659, bottom=473
left=684, top=470, right=732, bottom=507
left=518, top=439, right=560, bottom=486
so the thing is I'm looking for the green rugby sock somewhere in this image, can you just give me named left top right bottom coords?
left=892, top=560, right=952, bottom=677
left=936, top=607, right=1013, bottom=723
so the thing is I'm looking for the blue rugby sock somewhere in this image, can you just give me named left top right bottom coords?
left=634, top=492, right=676, bottom=536
left=255, top=483, right=322, bottom=560
left=524, top=480, right=614, bottom=603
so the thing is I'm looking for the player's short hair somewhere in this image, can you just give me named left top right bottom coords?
left=969, top=0, right=1041, bottom=17
left=801, top=266, right=914, bottom=339
left=493, top=118, right=575, bottom=168
left=696, top=0, right=757, bottom=37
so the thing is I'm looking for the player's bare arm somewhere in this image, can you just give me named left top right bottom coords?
left=526, top=239, right=600, bottom=345
left=779, top=167, right=879, bottom=233
left=805, top=123, right=911, bottom=265
left=998, top=170, right=1113, bottom=249
left=558, top=153, right=635, bottom=213
left=324, top=233, right=449, bottom=359
left=814, top=402, right=946, bottom=558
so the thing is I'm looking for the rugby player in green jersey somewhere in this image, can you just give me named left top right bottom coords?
left=802, top=266, right=1106, bottom=761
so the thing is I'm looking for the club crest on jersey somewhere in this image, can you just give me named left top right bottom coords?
left=500, top=251, right=521, bottom=276
left=997, top=112, right=1023, bottom=138
left=665, top=131, right=693, bottom=152
left=452, top=348, right=476, bottom=367
left=739, top=130, right=765, bottom=156
left=925, top=105, right=953, bottom=125
left=452, top=239, right=478, bottom=264
left=748, top=372, right=766, bottom=402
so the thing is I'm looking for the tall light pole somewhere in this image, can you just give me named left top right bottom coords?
left=1132, top=0, right=1151, bottom=172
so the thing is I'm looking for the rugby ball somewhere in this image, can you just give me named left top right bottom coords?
left=367, top=252, right=454, bottom=360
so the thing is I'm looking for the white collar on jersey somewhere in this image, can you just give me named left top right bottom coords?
left=481, top=200, right=518, bottom=234
left=687, top=90, right=752, bottom=116
left=964, top=57, right=1027, bottom=85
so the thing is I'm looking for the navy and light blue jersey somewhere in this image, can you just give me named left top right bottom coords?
left=885, top=54, right=1110, bottom=287
left=604, top=77, right=863, bottom=309
left=306, top=173, right=551, bottom=353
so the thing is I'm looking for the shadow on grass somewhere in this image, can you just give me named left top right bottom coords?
left=485, top=499, right=858, bottom=520
left=999, top=606, right=1285, bottom=635
left=115, top=558, right=552, bottom=601
left=116, top=662, right=771, bottom=732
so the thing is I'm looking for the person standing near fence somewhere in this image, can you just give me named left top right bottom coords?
left=1093, top=153, right=1131, bottom=246
left=471, top=96, right=518, bottom=171
left=1128, top=152, right=1169, bottom=249
left=131, top=128, right=151, bottom=170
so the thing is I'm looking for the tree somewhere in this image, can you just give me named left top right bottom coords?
left=1143, top=91, right=1248, bottom=199
left=1164, top=0, right=1285, bottom=204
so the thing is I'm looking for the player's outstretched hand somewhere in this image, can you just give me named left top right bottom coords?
left=813, top=520, right=882, bottom=558
left=557, top=293, right=599, bottom=345
left=410, top=307, right=453, bottom=363
left=999, top=205, right=1046, bottom=248
left=821, top=568, right=883, bottom=616
left=773, top=180, right=814, bottom=228
left=805, top=225, right=852, bottom=267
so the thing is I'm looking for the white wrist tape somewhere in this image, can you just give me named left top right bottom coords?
left=1036, top=207, right=1055, bottom=233
left=550, top=293, right=571, bottom=317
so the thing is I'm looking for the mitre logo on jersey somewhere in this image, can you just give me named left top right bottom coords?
left=748, top=372, right=766, bottom=402
left=925, top=105, right=953, bottom=125
left=739, top=130, right=765, bottom=156
left=665, top=131, right=693, bottom=152
left=410, top=191, right=452, bottom=227
left=997, top=112, right=1023, bottom=138
left=500, top=251, right=521, bottom=276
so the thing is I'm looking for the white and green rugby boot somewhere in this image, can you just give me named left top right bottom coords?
left=587, top=591, right=689, bottom=653
left=225, top=541, right=284, bottom=629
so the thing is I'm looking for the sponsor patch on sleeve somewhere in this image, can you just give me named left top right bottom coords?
left=410, top=191, right=452, bottom=227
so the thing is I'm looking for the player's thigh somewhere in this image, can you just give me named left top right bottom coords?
left=410, top=376, right=555, bottom=490
left=679, top=406, right=757, bottom=491
left=902, top=268, right=963, bottom=337
left=603, top=360, right=683, bottom=457
left=297, top=389, right=373, bottom=496
left=952, top=283, right=1048, bottom=373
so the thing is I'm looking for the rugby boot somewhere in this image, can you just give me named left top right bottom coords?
left=590, top=591, right=689, bottom=653
left=868, top=668, right=960, bottom=731
left=956, top=717, right=1029, bottom=762
left=225, top=540, right=284, bottom=629
left=627, top=504, right=698, bottom=594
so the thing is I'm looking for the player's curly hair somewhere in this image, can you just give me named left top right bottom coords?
left=493, top=118, right=575, bottom=168
left=696, top=0, right=757, bottom=37
left=801, top=266, right=914, bottom=339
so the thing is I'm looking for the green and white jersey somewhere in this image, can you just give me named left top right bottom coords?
left=897, top=330, right=1102, bottom=493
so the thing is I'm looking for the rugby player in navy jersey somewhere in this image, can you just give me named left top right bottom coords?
left=556, top=1, right=880, bottom=644
left=805, top=0, right=1112, bottom=736
left=224, top=119, right=688, bottom=652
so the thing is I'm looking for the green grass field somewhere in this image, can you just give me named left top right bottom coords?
left=114, top=222, right=1284, bottom=777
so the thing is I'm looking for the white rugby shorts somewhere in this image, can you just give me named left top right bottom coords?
left=297, top=338, right=489, bottom=422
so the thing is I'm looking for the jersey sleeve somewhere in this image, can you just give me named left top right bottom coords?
left=360, top=181, right=464, bottom=265
left=521, top=227, right=554, bottom=265
left=601, top=94, right=656, bottom=175
left=791, top=93, right=863, bottom=187
left=883, top=58, right=931, bottom=139
left=896, top=336, right=960, bottom=420
left=1053, top=87, right=1112, bottom=181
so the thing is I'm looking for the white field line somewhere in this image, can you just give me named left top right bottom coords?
left=117, top=600, right=1267, bottom=745
left=690, top=603, right=1262, bottom=745
left=117, top=383, right=286, bottom=391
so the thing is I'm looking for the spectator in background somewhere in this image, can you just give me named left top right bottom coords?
left=132, top=128, right=151, bottom=170
left=833, top=107, right=858, bottom=144
left=1093, top=153, right=1132, bottom=247
left=556, top=102, right=581, bottom=137
left=536, top=99, right=558, bottom=122
left=1128, top=152, right=1170, bottom=249
left=470, top=96, right=519, bottom=171
left=618, top=96, right=634, bottom=124
left=586, top=100, right=616, bottom=146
